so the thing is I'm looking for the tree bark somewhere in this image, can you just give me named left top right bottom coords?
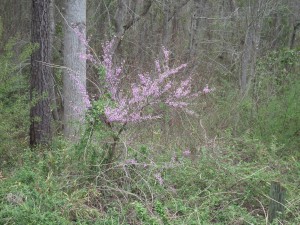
left=49, top=0, right=59, bottom=122
left=63, top=0, right=87, bottom=140
left=240, top=0, right=263, bottom=93
left=30, top=0, right=52, bottom=146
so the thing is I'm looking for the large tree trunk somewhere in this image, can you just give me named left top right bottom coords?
left=63, top=0, right=87, bottom=140
left=30, top=0, right=52, bottom=146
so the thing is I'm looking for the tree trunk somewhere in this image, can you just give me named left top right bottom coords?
left=162, top=0, right=171, bottom=47
left=63, top=0, right=87, bottom=140
left=30, top=0, right=52, bottom=146
left=188, top=0, right=206, bottom=58
left=112, top=0, right=152, bottom=56
left=49, top=0, right=59, bottom=122
left=240, top=0, right=263, bottom=93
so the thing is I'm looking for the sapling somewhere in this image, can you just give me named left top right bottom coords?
left=75, top=33, right=213, bottom=163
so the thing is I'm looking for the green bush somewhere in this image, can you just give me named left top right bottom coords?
left=253, top=49, right=300, bottom=156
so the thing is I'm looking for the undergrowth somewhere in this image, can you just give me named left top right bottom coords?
left=1, top=132, right=300, bottom=224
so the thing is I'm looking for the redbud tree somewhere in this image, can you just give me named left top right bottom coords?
left=80, top=37, right=212, bottom=161
left=96, top=39, right=212, bottom=123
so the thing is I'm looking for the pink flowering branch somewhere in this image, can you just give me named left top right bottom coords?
left=75, top=33, right=213, bottom=125
left=202, top=84, right=214, bottom=94
left=101, top=39, right=123, bottom=101
left=73, top=25, right=98, bottom=64
left=100, top=40, right=210, bottom=123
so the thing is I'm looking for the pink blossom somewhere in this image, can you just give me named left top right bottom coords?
left=155, top=60, right=161, bottom=73
left=124, top=159, right=137, bottom=165
left=154, top=173, right=164, bottom=185
left=202, top=84, right=213, bottom=94
left=73, top=25, right=99, bottom=65
left=67, top=71, right=91, bottom=111
left=162, top=46, right=170, bottom=70
left=183, top=149, right=191, bottom=156
left=174, top=78, right=192, bottom=98
left=101, top=39, right=124, bottom=101
left=97, top=40, right=205, bottom=123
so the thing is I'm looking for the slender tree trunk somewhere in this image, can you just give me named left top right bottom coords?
left=162, top=0, right=170, bottom=47
left=240, top=0, right=263, bottom=93
left=30, top=0, right=52, bottom=146
left=188, top=0, right=206, bottom=58
left=63, top=0, right=87, bottom=140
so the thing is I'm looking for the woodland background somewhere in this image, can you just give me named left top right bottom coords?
left=0, top=0, right=299, bottom=224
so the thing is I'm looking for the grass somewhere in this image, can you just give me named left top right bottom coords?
left=1, top=129, right=299, bottom=224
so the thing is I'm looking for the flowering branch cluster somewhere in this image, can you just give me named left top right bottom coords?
left=74, top=30, right=213, bottom=124
left=100, top=40, right=211, bottom=123
left=73, top=25, right=97, bottom=64
left=101, top=39, right=123, bottom=101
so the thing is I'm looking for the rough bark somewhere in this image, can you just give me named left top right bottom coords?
left=240, top=0, right=263, bottom=93
left=63, top=0, right=87, bottom=140
left=30, top=0, right=52, bottom=146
